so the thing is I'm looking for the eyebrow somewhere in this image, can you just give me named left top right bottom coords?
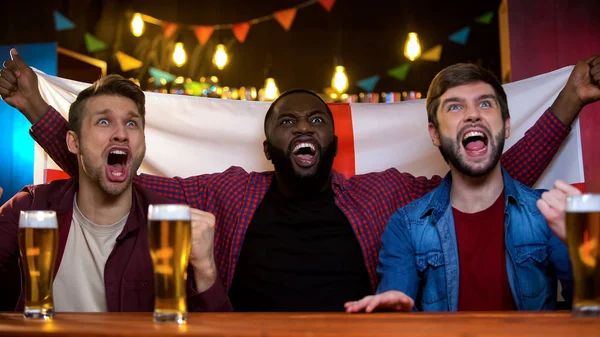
left=276, top=108, right=327, bottom=119
left=477, top=94, right=497, bottom=101
left=441, top=94, right=497, bottom=108
left=91, top=109, right=142, bottom=119
left=91, top=109, right=112, bottom=116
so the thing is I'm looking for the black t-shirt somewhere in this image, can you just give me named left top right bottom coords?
left=228, top=181, right=372, bottom=311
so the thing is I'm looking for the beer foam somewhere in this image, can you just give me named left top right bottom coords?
left=566, top=194, right=600, bottom=213
left=148, top=204, right=191, bottom=221
left=19, top=211, right=58, bottom=228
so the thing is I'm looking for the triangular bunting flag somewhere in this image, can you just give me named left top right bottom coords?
left=475, top=11, right=494, bottom=24
left=273, top=8, right=297, bottom=31
left=84, top=33, right=108, bottom=53
left=193, top=26, right=214, bottom=45
left=115, top=51, right=143, bottom=72
left=420, top=44, right=443, bottom=62
left=449, top=26, right=471, bottom=45
left=54, top=11, right=75, bottom=31
left=232, top=22, right=251, bottom=43
left=162, top=22, right=179, bottom=39
left=149, top=67, right=176, bottom=83
left=357, top=75, right=380, bottom=92
left=319, top=0, right=336, bottom=12
left=387, top=63, right=411, bottom=81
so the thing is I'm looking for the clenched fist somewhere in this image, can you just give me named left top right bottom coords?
left=0, top=48, right=49, bottom=123
left=190, top=208, right=217, bottom=292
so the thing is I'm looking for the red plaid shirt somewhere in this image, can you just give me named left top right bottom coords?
left=30, top=107, right=570, bottom=292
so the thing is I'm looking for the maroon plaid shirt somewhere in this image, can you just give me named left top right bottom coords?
left=30, top=107, right=570, bottom=292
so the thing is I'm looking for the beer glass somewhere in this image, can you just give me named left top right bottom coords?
left=18, top=210, right=59, bottom=320
left=566, top=194, right=600, bottom=316
left=148, top=204, right=192, bottom=324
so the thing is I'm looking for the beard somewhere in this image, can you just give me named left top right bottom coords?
left=79, top=145, right=145, bottom=196
left=438, top=126, right=505, bottom=177
left=266, top=137, right=338, bottom=195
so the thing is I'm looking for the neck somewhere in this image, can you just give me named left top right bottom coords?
left=77, top=175, right=132, bottom=226
left=274, top=171, right=332, bottom=198
left=449, top=164, right=504, bottom=213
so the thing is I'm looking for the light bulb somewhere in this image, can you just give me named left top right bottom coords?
left=264, top=78, right=279, bottom=101
left=404, top=32, right=421, bottom=61
left=173, top=42, right=187, bottom=67
left=131, top=13, right=144, bottom=37
left=331, top=65, right=348, bottom=94
left=213, top=44, right=228, bottom=70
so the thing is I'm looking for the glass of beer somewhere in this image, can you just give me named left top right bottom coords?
left=566, top=194, right=600, bottom=316
left=148, top=204, right=192, bottom=324
left=18, top=210, right=59, bottom=320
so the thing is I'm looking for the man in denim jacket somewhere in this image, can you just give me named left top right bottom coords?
left=346, top=56, right=600, bottom=312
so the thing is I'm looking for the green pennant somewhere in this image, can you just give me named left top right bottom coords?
left=387, top=63, right=411, bottom=81
left=149, top=67, right=176, bottom=83
left=475, top=11, right=494, bottom=24
left=84, top=33, right=108, bottom=53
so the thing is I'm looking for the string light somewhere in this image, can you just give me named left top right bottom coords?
left=173, top=42, right=187, bottom=67
left=263, top=78, right=279, bottom=101
left=131, top=13, right=144, bottom=37
left=213, top=44, right=228, bottom=70
left=331, top=65, right=349, bottom=94
left=404, top=32, right=421, bottom=61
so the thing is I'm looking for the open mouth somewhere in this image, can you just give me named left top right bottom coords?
left=462, top=131, right=488, bottom=156
left=292, top=141, right=318, bottom=167
left=106, top=148, right=130, bottom=182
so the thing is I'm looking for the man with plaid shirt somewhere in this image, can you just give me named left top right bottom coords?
left=4, top=57, right=590, bottom=311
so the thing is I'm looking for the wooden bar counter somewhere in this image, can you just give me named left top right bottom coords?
left=0, top=312, right=599, bottom=336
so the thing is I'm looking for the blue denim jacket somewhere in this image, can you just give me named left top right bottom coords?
left=376, top=167, right=573, bottom=311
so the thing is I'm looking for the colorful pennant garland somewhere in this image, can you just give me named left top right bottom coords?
left=475, top=11, right=494, bottom=24
left=49, top=5, right=493, bottom=95
left=54, top=11, right=75, bottom=31
left=387, top=63, right=412, bottom=81
left=274, top=8, right=298, bottom=31
left=84, top=33, right=108, bottom=53
left=232, top=22, right=251, bottom=43
left=356, top=75, right=380, bottom=92
left=124, top=0, right=333, bottom=45
left=319, top=0, right=336, bottom=12
left=149, top=67, right=176, bottom=83
left=115, top=51, right=143, bottom=72
left=193, top=26, right=214, bottom=45
left=162, top=23, right=179, bottom=39
left=420, top=44, right=443, bottom=62
left=449, top=26, right=471, bottom=45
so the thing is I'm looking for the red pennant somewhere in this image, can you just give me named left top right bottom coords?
left=319, top=0, right=336, bottom=12
left=162, top=22, right=179, bottom=39
left=193, top=26, right=215, bottom=45
left=273, top=8, right=297, bottom=31
left=232, top=22, right=251, bottom=43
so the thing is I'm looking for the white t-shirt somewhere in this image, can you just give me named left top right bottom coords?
left=53, top=196, right=128, bottom=312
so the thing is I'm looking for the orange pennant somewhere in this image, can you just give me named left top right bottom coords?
left=319, top=0, right=336, bottom=12
left=193, top=26, right=215, bottom=45
left=273, top=8, right=297, bottom=31
left=162, top=22, right=179, bottom=39
left=232, top=22, right=251, bottom=43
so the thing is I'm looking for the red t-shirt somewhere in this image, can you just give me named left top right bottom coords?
left=452, top=190, right=516, bottom=311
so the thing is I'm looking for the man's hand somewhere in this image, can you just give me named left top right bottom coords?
left=344, top=291, right=414, bottom=313
left=0, top=186, right=3, bottom=199
left=189, top=208, right=217, bottom=293
left=0, top=48, right=49, bottom=123
left=551, top=55, right=600, bottom=126
left=536, top=180, right=583, bottom=243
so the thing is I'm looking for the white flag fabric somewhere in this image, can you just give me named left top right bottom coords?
left=32, top=65, right=584, bottom=190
